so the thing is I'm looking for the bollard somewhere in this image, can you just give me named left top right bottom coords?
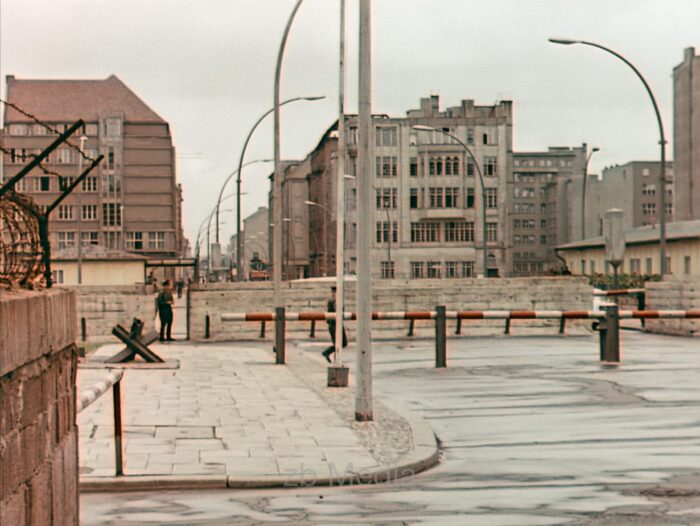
left=407, top=319, right=415, bottom=337
left=435, top=305, right=447, bottom=368
left=602, top=304, right=620, bottom=364
left=637, top=292, right=646, bottom=328
left=81, top=317, right=87, bottom=342
left=455, top=317, right=462, bottom=335
left=205, top=314, right=211, bottom=339
left=504, top=318, right=511, bottom=335
left=260, top=320, right=266, bottom=339
left=112, top=380, right=124, bottom=476
left=559, top=317, right=566, bottom=335
left=310, top=319, right=316, bottom=338
left=275, top=307, right=286, bottom=365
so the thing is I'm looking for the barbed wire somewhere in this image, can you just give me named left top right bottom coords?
left=0, top=98, right=97, bottom=163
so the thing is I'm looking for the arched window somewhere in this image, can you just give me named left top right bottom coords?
left=429, top=158, right=436, bottom=176
left=436, top=157, right=443, bottom=176
left=445, top=157, right=452, bottom=175
left=452, top=157, right=460, bottom=175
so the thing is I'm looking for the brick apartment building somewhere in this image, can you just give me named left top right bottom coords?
left=1, top=75, right=183, bottom=263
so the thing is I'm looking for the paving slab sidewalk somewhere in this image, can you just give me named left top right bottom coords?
left=77, top=340, right=438, bottom=491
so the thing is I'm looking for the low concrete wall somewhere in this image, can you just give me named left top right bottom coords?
left=0, top=288, right=79, bottom=525
left=68, top=285, right=156, bottom=343
left=645, top=277, right=700, bottom=336
left=190, top=277, right=593, bottom=341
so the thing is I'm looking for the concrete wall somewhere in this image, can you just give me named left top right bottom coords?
left=68, top=285, right=156, bottom=342
left=645, top=277, right=700, bottom=335
left=189, top=277, right=593, bottom=341
left=0, top=288, right=79, bottom=525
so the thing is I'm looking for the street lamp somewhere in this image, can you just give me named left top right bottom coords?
left=581, top=146, right=599, bottom=240
left=413, top=125, right=490, bottom=278
left=549, top=37, right=668, bottom=275
left=235, top=96, right=324, bottom=281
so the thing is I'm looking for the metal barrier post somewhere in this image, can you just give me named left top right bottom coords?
left=310, top=320, right=316, bottom=338
left=602, top=305, right=620, bottom=363
left=455, top=316, right=462, bottom=335
left=81, top=317, right=87, bottom=342
left=275, top=307, right=286, bottom=364
left=435, top=305, right=447, bottom=368
left=407, top=319, right=415, bottom=337
left=559, top=317, right=566, bottom=335
left=637, top=292, right=646, bottom=327
left=260, top=320, right=266, bottom=339
left=205, top=313, right=211, bottom=339
left=112, top=380, right=124, bottom=476
left=504, top=318, right=511, bottom=335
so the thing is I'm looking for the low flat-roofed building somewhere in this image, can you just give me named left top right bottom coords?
left=51, top=244, right=146, bottom=286
left=556, top=220, right=700, bottom=277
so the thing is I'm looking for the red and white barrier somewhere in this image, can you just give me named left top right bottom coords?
left=77, top=369, right=123, bottom=413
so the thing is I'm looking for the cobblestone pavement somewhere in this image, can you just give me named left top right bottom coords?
left=82, top=331, right=700, bottom=525
left=77, top=339, right=437, bottom=487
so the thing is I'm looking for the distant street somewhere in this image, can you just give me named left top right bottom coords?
left=82, top=331, right=700, bottom=525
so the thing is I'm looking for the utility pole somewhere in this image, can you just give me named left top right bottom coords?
left=335, top=0, right=347, bottom=368
left=355, top=0, right=373, bottom=421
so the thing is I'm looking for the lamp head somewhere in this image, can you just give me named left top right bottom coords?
left=304, top=200, right=316, bottom=206
left=592, top=147, right=600, bottom=153
left=548, top=37, right=580, bottom=45
left=303, top=96, right=326, bottom=101
left=412, top=125, right=435, bottom=132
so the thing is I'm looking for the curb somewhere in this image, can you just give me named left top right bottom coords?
left=80, top=401, right=439, bottom=492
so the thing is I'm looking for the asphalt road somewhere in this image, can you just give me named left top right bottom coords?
left=81, top=331, right=700, bottom=525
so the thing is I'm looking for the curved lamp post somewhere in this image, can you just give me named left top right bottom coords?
left=235, top=95, right=324, bottom=280
left=581, top=146, right=599, bottom=240
left=549, top=37, right=668, bottom=275
left=413, top=125, right=490, bottom=277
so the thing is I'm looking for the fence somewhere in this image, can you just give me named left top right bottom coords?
left=76, top=369, right=124, bottom=476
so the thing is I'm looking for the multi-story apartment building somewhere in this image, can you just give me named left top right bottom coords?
left=1, top=75, right=183, bottom=259
left=278, top=95, right=514, bottom=280
left=674, top=47, right=700, bottom=221
left=586, top=161, right=674, bottom=238
left=509, top=146, right=587, bottom=276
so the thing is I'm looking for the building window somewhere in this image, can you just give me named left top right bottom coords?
left=685, top=256, right=691, bottom=275
left=541, top=235, right=547, bottom=245
left=411, top=261, right=425, bottom=279
left=380, top=261, right=395, bottom=279
left=375, top=126, right=397, bottom=147
left=590, top=261, right=596, bottom=274
left=104, top=117, right=122, bottom=137
left=581, top=259, right=586, bottom=275
left=81, top=232, right=99, bottom=246
left=148, top=232, right=166, bottom=250
left=36, top=176, right=51, bottom=192
left=411, top=222, right=440, bottom=243
left=484, top=157, right=498, bottom=177
left=410, top=188, right=418, bottom=209
left=126, top=232, right=144, bottom=250
left=9, top=124, right=28, bottom=135
left=630, top=258, right=641, bottom=274
left=102, top=203, right=122, bottom=226
left=642, top=203, right=656, bottom=216
left=461, top=261, right=475, bottom=277
left=375, top=156, right=398, bottom=177
left=107, top=147, right=116, bottom=170
left=642, top=183, right=656, bottom=196
left=376, top=188, right=397, bottom=209
left=410, top=158, right=418, bottom=177
left=466, top=128, right=474, bottom=145
left=486, top=222, right=498, bottom=242
left=666, top=256, right=671, bottom=273
left=347, top=127, right=358, bottom=145
left=82, top=176, right=98, bottom=192
left=485, top=188, right=498, bottom=209
left=444, top=261, right=458, bottom=278
left=445, top=187, right=459, bottom=208
left=445, top=221, right=474, bottom=242
left=427, top=261, right=441, bottom=278
left=466, top=188, right=475, bottom=208
left=57, top=205, right=73, bottom=221
left=466, top=159, right=474, bottom=177
left=646, top=257, right=653, bottom=274
left=81, top=204, right=97, bottom=221
left=52, top=269, right=64, bottom=285
left=429, top=188, right=443, bottom=208
left=57, top=232, right=75, bottom=249
left=666, top=203, right=673, bottom=216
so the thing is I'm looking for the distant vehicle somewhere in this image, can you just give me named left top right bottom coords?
left=249, top=270, right=269, bottom=281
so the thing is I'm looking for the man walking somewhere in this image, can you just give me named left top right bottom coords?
left=322, top=285, right=348, bottom=363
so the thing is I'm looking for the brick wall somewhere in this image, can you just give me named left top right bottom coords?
left=68, top=285, right=156, bottom=342
left=0, top=288, right=78, bottom=525
left=189, top=277, right=593, bottom=341
left=645, top=277, right=700, bottom=335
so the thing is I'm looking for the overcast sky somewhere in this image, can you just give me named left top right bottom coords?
left=1, top=0, right=699, bottom=245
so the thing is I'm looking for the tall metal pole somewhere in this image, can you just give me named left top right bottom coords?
left=413, top=126, right=489, bottom=277
left=335, top=0, right=347, bottom=368
left=580, top=145, right=599, bottom=240
left=549, top=38, right=667, bottom=275
left=355, top=0, right=373, bottom=421
left=273, top=0, right=304, bottom=305
left=234, top=96, right=323, bottom=280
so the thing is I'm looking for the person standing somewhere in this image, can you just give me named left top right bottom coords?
left=322, top=285, right=347, bottom=363
left=176, top=278, right=184, bottom=299
left=157, top=279, right=175, bottom=342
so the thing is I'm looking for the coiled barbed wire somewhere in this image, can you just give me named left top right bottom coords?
left=0, top=192, right=43, bottom=287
